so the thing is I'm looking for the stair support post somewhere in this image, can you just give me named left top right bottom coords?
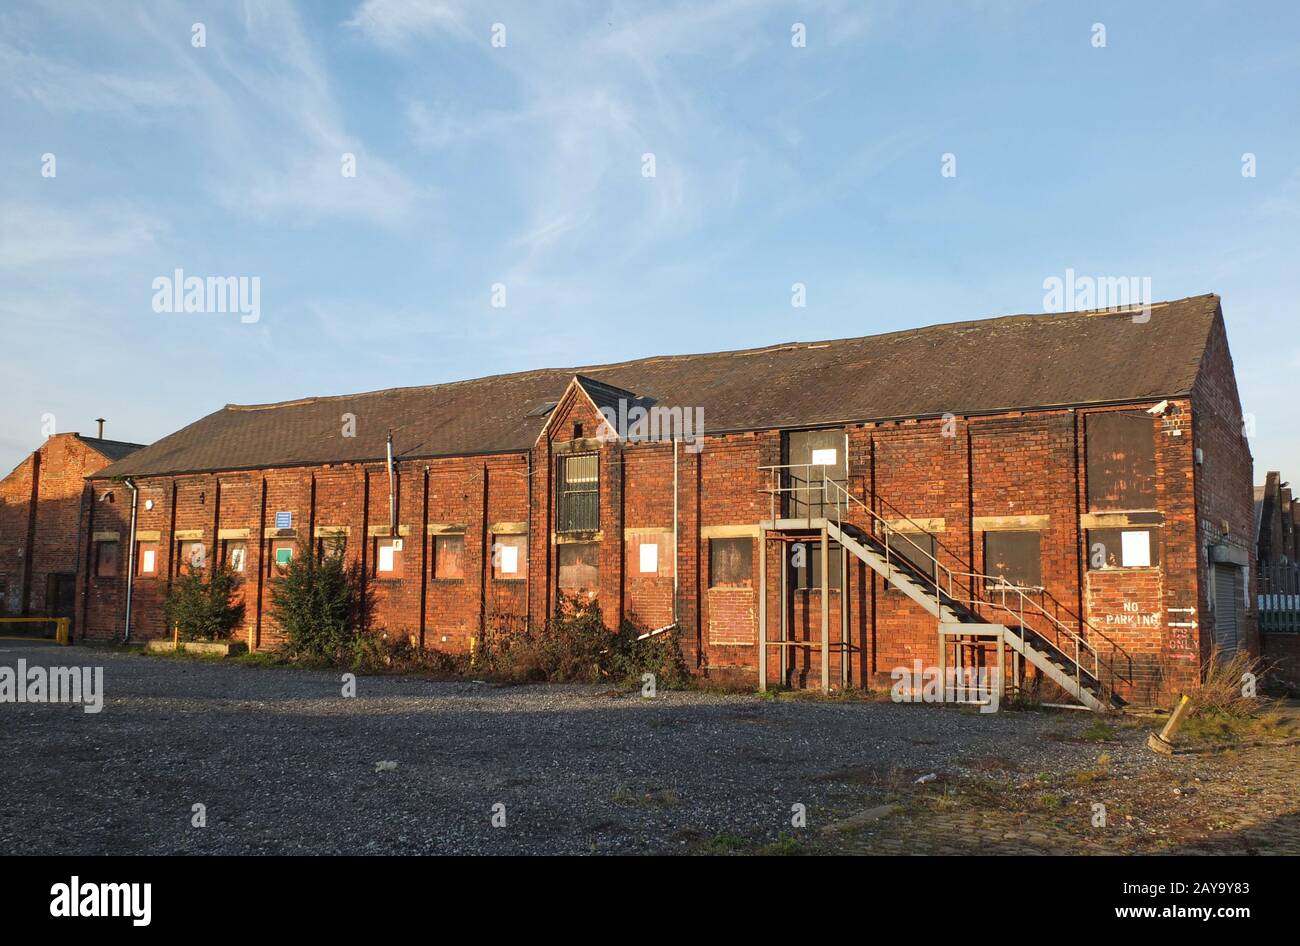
left=820, top=522, right=829, bottom=694
left=997, top=631, right=1005, bottom=706
left=840, top=541, right=849, bottom=687
left=758, top=527, right=767, bottom=692
left=937, top=623, right=946, bottom=704
left=779, top=538, right=788, bottom=685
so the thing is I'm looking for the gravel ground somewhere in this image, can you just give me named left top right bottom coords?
left=0, top=642, right=1162, bottom=855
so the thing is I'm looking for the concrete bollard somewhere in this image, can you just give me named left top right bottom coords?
left=1147, top=693, right=1192, bottom=754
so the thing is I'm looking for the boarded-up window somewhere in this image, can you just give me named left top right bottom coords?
left=136, top=541, right=159, bottom=577
left=626, top=533, right=669, bottom=577
left=557, top=454, right=599, bottom=532
left=176, top=540, right=206, bottom=575
left=493, top=534, right=527, bottom=580
left=221, top=540, right=247, bottom=574
left=710, top=537, right=753, bottom=588
left=984, top=531, right=1042, bottom=589
left=433, top=534, right=465, bottom=580
left=1088, top=528, right=1160, bottom=569
left=270, top=540, right=294, bottom=574
left=883, top=530, right=937, bottom=583
left=1086, top=412, right=1157, bottom=510
left=558, top=542, right=599, bottom=591
left=791, top=539, right=841, bottom=590
left=95, top=540, right=119, bottom=578
left=317, top=534, right=347, bottom=560
left=373, top=538, right=403, bottom=578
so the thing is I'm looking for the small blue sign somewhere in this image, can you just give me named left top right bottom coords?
left=275, top=511, right=292, bottom=529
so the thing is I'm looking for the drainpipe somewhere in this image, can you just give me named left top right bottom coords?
left=672, top=439, right=679, bottom=624
left=525, top=450, right=533, bottom=629
left=123, top=478, right=139, bottom=642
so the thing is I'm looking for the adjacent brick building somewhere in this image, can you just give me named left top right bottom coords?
left=1254, top=470, right=1300, bottom=678
left=0, top=432, right=143, bottom=626
left=79, top=294, right=1255, bottom=706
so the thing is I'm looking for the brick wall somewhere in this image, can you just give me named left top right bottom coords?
left=77, top=361, right=1254, bottom=705
left=0, top=434, right=120, bottom=625
left=1191, top=312, right=1259, bottom=664
left=81, top=454, right=530, bottom=648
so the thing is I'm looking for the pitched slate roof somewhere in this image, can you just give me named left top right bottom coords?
left=77, top=436, right=146, bottom=462
left=93, top=294, right=1222, bottom=479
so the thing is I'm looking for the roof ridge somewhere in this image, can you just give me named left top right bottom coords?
left=76, top=435, right=147, bottom=448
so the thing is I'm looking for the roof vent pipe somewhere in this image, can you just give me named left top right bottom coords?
left=386, top=429, right=396, bottom=535
left=96, top=418, right=106, bottom=439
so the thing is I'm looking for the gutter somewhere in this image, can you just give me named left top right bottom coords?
left=123, top=478, right=139, bottom=643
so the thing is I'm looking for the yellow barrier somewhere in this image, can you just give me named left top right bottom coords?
left=0, top=617, right=71, bottom=645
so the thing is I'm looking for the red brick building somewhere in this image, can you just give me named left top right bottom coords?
left=0, top=432, right=143, bottom=626
left=1254, top=470, right=1300, bottom=679
left=79, top=295, right=1255, bottom=706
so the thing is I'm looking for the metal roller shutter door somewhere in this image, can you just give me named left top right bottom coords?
left=1213, top=563, right=1240, bottom=656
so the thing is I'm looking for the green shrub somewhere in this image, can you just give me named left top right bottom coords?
left=268, top=541, right=368, bottom=662
left=161, top=563, right=245, bottom=642
left=609, top=621, right=690, bottom=690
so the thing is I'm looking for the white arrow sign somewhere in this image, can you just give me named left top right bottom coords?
left=1166, top=607, right=1197, bottom=614
left=1168, top=621, right=1198, bottom=629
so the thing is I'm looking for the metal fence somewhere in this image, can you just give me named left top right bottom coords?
left=1257, top=562, right=1300, bottom=634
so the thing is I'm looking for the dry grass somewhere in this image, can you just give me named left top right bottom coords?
left=1189, top=647, right=1267, bottom=718
left=1175, top=648, right=1300, bottom=749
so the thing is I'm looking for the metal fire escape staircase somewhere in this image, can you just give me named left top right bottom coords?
left=759, top=464, right=1131, bottom=711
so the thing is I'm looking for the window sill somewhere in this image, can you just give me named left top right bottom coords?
left=431, top=577, right=466, bottom=584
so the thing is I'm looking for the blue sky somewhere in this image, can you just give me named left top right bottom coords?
left=2, top=0, right=1298, bottom=478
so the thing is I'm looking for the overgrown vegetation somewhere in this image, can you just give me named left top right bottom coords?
left=1176, top=648, right=1298, bottom=747
left=268, top=541, right=370, bottom=663
left=1189, top=648, right=1266, bottom=718
left=350, top=630, right=467, bottom=675
left=161, top=563, right=245, bottom=642
left=475, top=593, right=689, bottom=687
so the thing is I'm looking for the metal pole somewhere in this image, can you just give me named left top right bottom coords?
left=937, top=626, right=946, bottom=703
left=820, top=522, right=829, bottom=694
left=997, top=632, right=1005, bottom=708
left=758, top=527, right=767, bottom=692
left=780, top=538, right=788, bottom=685
left=841, top=541, right=849, bottom=687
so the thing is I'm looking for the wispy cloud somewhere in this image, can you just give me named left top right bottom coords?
left=0, top=202, right=166, bottom=268
left=0, top=41, right=185, bottom=113
left=343, top=0, right=473, bottom=48
left=11, top=1, right=426, bottom=227
left=382, top=2, right=799, bottom=283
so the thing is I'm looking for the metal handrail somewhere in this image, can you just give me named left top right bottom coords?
left=760, top=462, right=1132, bottom=701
